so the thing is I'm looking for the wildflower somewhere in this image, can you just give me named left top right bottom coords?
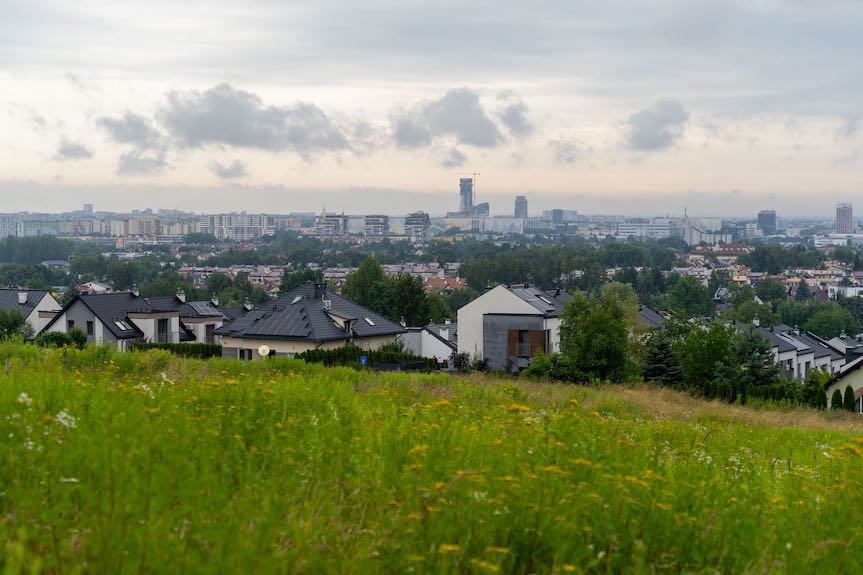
left=563, top=565, right=577, bottom=573
left=541, top=465, right=565, bottom=475
left=508, top=403, right=530, bottom=412
left=568, top=399, right=579, bottom=406
left=60, top=477, right=79, bottom=483
left=438, top=544, right=461, bottom=554
left=407, top=555, right=424, bottom=562
left=408, top=444, right=428, bottom=456
left=16, top=392, right=32, bottom=406
left=486, top=546, right=509, bottom=554
left=470, top=558, right=499, bottom=572
left=432, top=399, right=451, bottom=408
left=55, top=409, right=77, bottom=429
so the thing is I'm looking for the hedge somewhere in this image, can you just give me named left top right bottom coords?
left=296, top=345, right=439, bottom=370
left=131, top=342, right=223, bottom=359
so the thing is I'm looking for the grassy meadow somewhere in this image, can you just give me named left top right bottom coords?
left=2, top=342, right=863, bottom=573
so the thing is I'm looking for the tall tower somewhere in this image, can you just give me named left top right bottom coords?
left=837, top=203, right=854, bottom=234
left=514, top=195, right=528, bottom=219
left=459, top=178, right=474, bottom=213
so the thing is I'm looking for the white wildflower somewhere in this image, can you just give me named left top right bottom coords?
left=16, top=392, right=32, bottom=406
left=60, top=477, right=79, bottom=483
left=55, top=409, right=77, bottom=429
left=23, top=439, right=35, bottom=450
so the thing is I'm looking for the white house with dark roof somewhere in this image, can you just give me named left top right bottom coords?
left=0, top=289, right=62, bottom=334
left=399, top=321, right=457, bottom=364
left=214, top=282, right=405, bottom=360
left=457, top=284, right=571, bottom=371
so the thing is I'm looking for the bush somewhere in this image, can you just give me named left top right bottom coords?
left=831, top=388, right=844, bottom=411
left=36, top=328, right=86, bottom=349
left=296, top=345, right=439, bottom=370
left=131, top=342, right=223, bottom=359
left=845, top=385, right=856, bottom=412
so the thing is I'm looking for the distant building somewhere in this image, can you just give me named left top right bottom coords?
left=83, top=203, right=94, bottom=216
left=514, top=196, right=528, bottom=219
left=404, top=211, right=431, bottom=242
left=757, top=210, right=777, bottom=235
left=314, top=213, right=349, bottom=236
left=837, top=203, right=855, bottom=234
left=199, top=213, right=274, bottom=241
left=364, top=215, right=389, bottom=236
left=459, top=178, right=474, bottom=213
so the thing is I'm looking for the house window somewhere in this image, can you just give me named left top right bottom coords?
left=157, top=318, right=170, bottom=343
left=239, top=349, right=253, bottom=361
left=66, top=320, right=75, bottom=330
left=86, top=321, right=94, bottom=336
left=508, top=329, right=547, bottom=358
left=205, top=324, right=215, bottom=344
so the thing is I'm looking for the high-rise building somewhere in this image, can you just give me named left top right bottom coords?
left=459, top=178, right=474, bottom=213
left=364, top=215, right=389, bottom=236
left=83, top=203, right=94, bottom=216
left=837, top=203, right=854, bottom=234
left=757, top=210, right=777, bottom=235
left=404, top=211, right=431, bottom=242
left=514, top=196, right=528, bottom=219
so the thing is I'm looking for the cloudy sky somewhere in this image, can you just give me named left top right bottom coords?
left=1, top=0, right=862, bottom=217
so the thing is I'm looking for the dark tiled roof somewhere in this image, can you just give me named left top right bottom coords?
left=221, top=307, right=251, bottom=321
left=147, top=296, right=226, bottom=319
left=507, top=285, right=571, bottom=317
left=214, top=282, right=405, bottom=342
left=0, top=289, right=50, bottom=318
left=638, top=306, right=667, bottom=331
left=424, top=323, right=458, bottom=349
left=794, top=332, right=845, bottom=361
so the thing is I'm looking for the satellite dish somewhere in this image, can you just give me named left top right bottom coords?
left=258, top=345, right=270, bottom=357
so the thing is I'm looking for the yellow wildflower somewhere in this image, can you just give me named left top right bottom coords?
left=486, top=546, right=510, bottom=554
left=470, top=559, right=500, bottom=572
left=438, top=544, right=461, bottom=554
left=562, top=565, right=577, bottom=572
left=409, top=444, right=428, bottom=456
left=541, top=465, right=565, bottom=475
left=432, top=399, right=451, bottom=408
left=509, top=403, right=531, bottom=412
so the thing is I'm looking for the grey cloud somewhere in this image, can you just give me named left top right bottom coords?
left=440, top=147, right=466, bottom=168
left=54, top=139, right=93, bottom=161
left=392, top=88, right=502, bottom=149
left=160, top=83, right=350, bottom=158
left=209, top=160, right=248, bottom=179
left=548, top=138, right=584, bottom=164
left=496, top=93, right=534, bottom=137
left=624, top=99, right=688, bottom=151
left=97, top=111, right=163, bottom=149
left=117, top=150, right=168, bottom=176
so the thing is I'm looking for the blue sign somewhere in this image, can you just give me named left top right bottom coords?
left=360, top=355, right=368, bottom=366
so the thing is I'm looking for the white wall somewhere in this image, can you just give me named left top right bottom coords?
left=26, top=292, right=63, bottom=333
left=457, top=285, right=539, bottom=359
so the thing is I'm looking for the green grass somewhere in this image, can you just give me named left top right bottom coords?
left=2, top=342, right=863, bottom=574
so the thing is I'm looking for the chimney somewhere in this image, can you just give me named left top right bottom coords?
left=752, top=315, right=760, bottom=328
left=131, top=285, right=140, bottom=297
left=243, top=297, right=253, bottom=311
left=210, top=293, right=219, bottom=307
left=17, top=291, right=27, bottom=305
left=444, top=318, right=452, bottom=325
left=313, top=282, right=327, bottom=299
left=439, top=327, right=449, bottom=340
left=176, top=287, right=186, bottom=303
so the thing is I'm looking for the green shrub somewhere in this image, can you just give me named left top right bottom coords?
left=296, top=344, right=439, bottom=370
left=831, top=388, right=844, bottom=410
left=131, top=342, right=223, bottom=359
left=844, top=385, right=856, bottom=412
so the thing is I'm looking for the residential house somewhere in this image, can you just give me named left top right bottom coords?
left=0, top=289, right=62, bottom=334
left=214, top=282, right=405, bottom=360
left=146, top=289, right=231, bottom=345
left=42, top=291, right=182, bottom=350
left=400, top=321, right=457, bottom=364
left=827, top=356, right=863, bottom=411
left=457, top=284, right=571, bottom=371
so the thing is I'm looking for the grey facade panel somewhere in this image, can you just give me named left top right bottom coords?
left=482, top=314, right=544, bottom=371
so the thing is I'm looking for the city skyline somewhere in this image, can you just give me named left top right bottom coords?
left=2, top=1, right=863, bottom=216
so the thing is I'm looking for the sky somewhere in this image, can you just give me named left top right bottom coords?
left=1, top=0, right=862, bottom=217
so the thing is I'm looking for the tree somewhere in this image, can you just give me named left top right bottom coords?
left=707, top=269, right=732, bottom=298
left=388, top=274, right=429, bottom=327
left=755, top=280, right=788, bottom=306
left=0, top=310, right=28, bottom=340
left=802, top=369, right=832, bottom=407
left=845, top=385, right=856, bottom=412
left=642, top=332, right=683, bottom=387
left=831, top=388, right=844, bottom=410
left=444, top=287, right=479, bottom=313
left=817, top=388, right=828, bottom=410
left=342, top=257, right=386, bottom=308
left=803, top=307, right=858, bottom=339
left=795, top=280, right=811, bottom=301
left=425, top=293, right=452, bottom=324
left=280, top=268, right=324, bottom=293
left=557, top=290, right=634, bottom=382
left=669, top=276, right=714, bottom=318
left=675, top=322, right=735, bottom=392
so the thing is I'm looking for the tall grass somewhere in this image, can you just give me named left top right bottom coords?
left=1, top=341, right=862, bottom=573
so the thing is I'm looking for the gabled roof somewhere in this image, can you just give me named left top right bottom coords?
left=423, top=323, right=458, bottom=350
left=0, top=289, right=51, bottom=318
left=792, top=332, right=845, bottom=362
left=214, top=282, right=405, bottom=343
left=505, top=284, right=571, bottom=317
left=41, top=292, right=157, bottom=339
